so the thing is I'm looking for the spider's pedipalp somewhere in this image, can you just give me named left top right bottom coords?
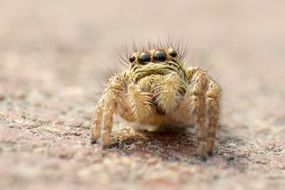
left=155, top=73, right=185, bottom=114
left=127, top=84, right=152, bottom=121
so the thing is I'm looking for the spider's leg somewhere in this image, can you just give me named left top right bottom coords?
left=91, top=97, right=104, bottom=144
left=189, top=70, right=208, bottom=161
left=90, top=75, right=126, bottom=147
left=101, top=89, right=117, bottom=147
left=206, top=80, right=221, bottom=156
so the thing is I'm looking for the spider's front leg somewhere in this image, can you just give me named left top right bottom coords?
left=90, top=74, right=127, bottom=148
left=186, top=67, right=221, bottom=160
left=188, top=68, right=209, bottom=161
left=206, top=80, right=221, bottom=156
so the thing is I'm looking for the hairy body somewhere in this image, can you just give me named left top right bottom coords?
left=91, top=44, right=221, bottom=161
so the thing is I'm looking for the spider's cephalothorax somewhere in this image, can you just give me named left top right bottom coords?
left=91, top=45, right=221, bottom=161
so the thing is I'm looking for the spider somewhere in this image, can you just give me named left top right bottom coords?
left=90, top=43, right=221, bottom=161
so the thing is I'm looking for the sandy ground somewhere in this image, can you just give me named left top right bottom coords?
left=0, top=0, right=284, bottom=189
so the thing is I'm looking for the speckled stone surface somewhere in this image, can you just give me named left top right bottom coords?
left=0, top=0, right=284, bottom=189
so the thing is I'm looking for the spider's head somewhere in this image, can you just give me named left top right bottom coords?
left=123, top=45, right=189, bottom=114
left=126, top=48, right=187, bottom=85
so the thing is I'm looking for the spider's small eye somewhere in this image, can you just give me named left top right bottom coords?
left=168, top=48, right=178, bottom=58
left=138, top=52, right=151, bottom=64
left=153, top=50, right=167, bottom=62
left=129, top=55, right=136, bottom=63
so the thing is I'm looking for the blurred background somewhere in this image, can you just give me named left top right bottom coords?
left=1, top=0, right=284, bottom=122
left=0, top=0, right=284, bottom=190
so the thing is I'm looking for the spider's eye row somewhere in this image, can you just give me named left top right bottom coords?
left=130, top=48, right=178, bottom=65
left=168, top=48, right=178, bottom=58
left=138, top=52, right=151, bottom=64
left=129, top=55, right=136, bottom=63
left=153, top=50, right=167, bottom=62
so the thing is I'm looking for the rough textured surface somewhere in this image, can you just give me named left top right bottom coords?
left=0, top=0, right=284, bottom=189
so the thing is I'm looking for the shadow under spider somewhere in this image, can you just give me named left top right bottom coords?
left=105, top=128, right=199, bottom=161
left=101, top=125, right=248, bottom=166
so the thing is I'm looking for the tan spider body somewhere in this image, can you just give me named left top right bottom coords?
left=91, top=45, right=221, bottom=160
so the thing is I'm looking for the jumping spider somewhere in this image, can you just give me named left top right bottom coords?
left=91, top=44, right=221, bottom=161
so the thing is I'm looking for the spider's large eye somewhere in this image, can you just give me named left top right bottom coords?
left=138, top=52, right=151, bottom=64
left=129, top=55, right=136, bottom=63
left=153, top=50, right=167, bottom=62
left=168, top=48, right=178, bottom=58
